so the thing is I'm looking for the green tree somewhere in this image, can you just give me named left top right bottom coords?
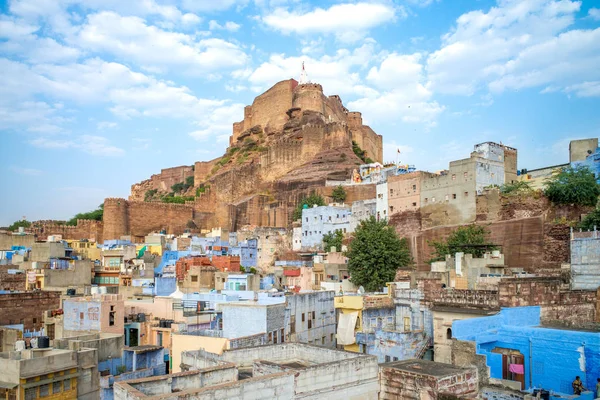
left=579, top=207, right=600, bottom=230
left=544, top=165, right=600, bottom=206
left=293, top=193, right=326, bottom=220
left=331, top=185, right=347, bottom=203
left=428, top=225, right=496, bottom=262
left=144, top=189, right=158, bottom=201
left=346, top=216, right=412, bottom=292
left=500, top=180, right=533, bottom=195
left=323, top=229, right=344, bottom=252
left=7, top=220, right=31, bottom=231
left=66, top=204, right=104, bottom=226
left=185, top=176, right=194, bottom=188
left=171, top=182, right=186, bottom=193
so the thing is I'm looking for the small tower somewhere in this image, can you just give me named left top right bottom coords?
left=299, top=61, right=310, bottom=84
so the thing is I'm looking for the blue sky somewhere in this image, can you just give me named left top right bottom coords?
left=0, top=0, right=599, bottom=226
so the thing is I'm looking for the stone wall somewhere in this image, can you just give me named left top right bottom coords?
left=130, top=165, right=194, bottom=201
left=0, top=291, right=61, bottom=330
left=431, top=289, right=499, bottom=310
left=103, top=198, right=194, bottom=240
left=30, top=219, right=104, bottom=242
left=0, top=266, right=25, bottom=291
left=451, top=340, right=490, bottom=386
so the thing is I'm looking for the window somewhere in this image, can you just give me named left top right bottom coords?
left=404, top=317, right=411, bottom=332
left=308, top=319, right=312, bottom=329
left=330, top=333, right=334, bottom=342
left=80, top=312, right=84, bottom=320
left=64, top=379, right=71, bottom=391
left=190, top=275, right=199, bottom=282
left=464, top=172, right=468, bottom=178
left=302, top=313, right=305, bottom=322
left=452, top=193, right=456, bottom=199
left=25, top=387, right=37, bottom=400
left=39, top=384, right=49, bottom=397
left=53, top=381, right=62, bottom=394
left=464, top=191, right=469, bottom=197
left=452, top=174, right=456, bottom=180
left=290, top=315, right=296, bottom=334
left=385, top=355, right=391, bottom=362
left=446, top=328, right=452, bottom=340
left=322, top=336, right=325, bottom=345
left=273, top=331, right=278, bottom=344
left=33, top=318, right=37, bottom=324
left=390, top=206, right=394, bottom=213
left=312, top=311, right=315, bottom=320
left=109, top=311, right=115, bottom=326
left=390, top=189, right=394, bottom=195
left=393, top=357, right=399, bottom=361
left=424, top=198, right=428, bottom=203
left=268, top=332, right=273, bottom=342
left=412, top=202, right=417, bottom=207
left=281, top=328, right=285, bottom=343
left=305, top=217, right=308, bottom=222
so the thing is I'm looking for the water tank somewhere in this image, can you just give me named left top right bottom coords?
left=38, top=336, right=50, bottom=349
left=15, top=340, right=25, bottom=351
left=66, top=288, right=76, bottom=296
left=30, top=337, right=38, bottom=348
left=138, top=313, right=146, bottom=322
left=91, top=286, right=100, bottom=295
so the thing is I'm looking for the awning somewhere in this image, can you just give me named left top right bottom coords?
left=0, top=382, right=18, bottom=389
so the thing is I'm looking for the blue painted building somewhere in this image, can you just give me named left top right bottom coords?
left=453, top=306, right=600, bottom=394
left=230, top=238, right=257, bottom=268
left=572, top=146, right=600, bottom=181
left=301, top=205, right=351, bottom=250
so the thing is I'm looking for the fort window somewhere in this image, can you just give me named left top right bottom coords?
left=446, top=328, right=452, bottom=340
left=302, top=313, right=305, bottom=322
left=452, top=194, right=457, bottom=199
left=412, top=202, right=417, bottom=207
left=390, top=206, right=394, bottom=213
left=464, top=191, right=469, bottom=197
left=109, top=310, right=115, bottom=326
left=424, top=198, right=428, bottom=203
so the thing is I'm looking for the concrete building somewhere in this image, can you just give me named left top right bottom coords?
left=24, top=259, right=92, bottom=293
left=0, top=291, right=61, bottom=332
left=517, top=163, right=568, bottom=190
left=223, top=273, right=260, bottom=292
left=570, top=230, right=600, bottom=290
left=114, top=343, right=380, bottom=400
left=376, top=182, right=388, bottom=221
left=62, top=294, right=125, bottom=336
left=0, top=347, right=98, bottom=400
left=301, top=205, right=351, bottom=250
left=569, top=138, right=599, bottom=163
left=221, top=301, right=286, bottom=342
left=387, top=172, right=422, bottom=216
left=430, top=252, right=506, bottom=290
left=350, top=199, right=376, bottom=232
left=0, top=266, right=26, bottom=291
left=453, top=306, right=600, bottom=393
left=67, top=240, right=101, bottom=261
left=284, top=291, right=336, bottom=348
left=379, top=359, right=478, bottom=400
left=573, top=145, right=600, bottom=181
left=30, top=242, right=67, bottom=262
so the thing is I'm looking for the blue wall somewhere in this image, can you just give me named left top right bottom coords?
left=572, top=147, right=600, bottom=181
left=154, top=277, right=176, bottom=296
left=453, top=307, right=600, bottom=393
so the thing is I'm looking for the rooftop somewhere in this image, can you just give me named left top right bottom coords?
left=382, top=359, right=472, bottom=377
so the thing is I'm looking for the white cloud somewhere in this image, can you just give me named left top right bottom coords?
left=0, top=100, right=69, bottom=134
left=349, top=52, right=444, bottom=126
left=9, top=166, right=43, bottom=176
left=248, top=42, right=378, bottom=96
left=406, top=0, right=439, bottom=7
left=564, top=81, right=600, bottom=97
left=75, top=11, right=248, bottom=73
left=97, top=121, right=118, bottom=130
left=426, top=0, right=586, bottom=96
left=209, top=20, right=241, bottom=31
left=182, top=0, right=249, bottom=12
left=189, top=103, right=245, bottom=142
left=29, top=135, right=125, bottom=156
left=261, top=2, right=400, bottom=42
left=588, top=8, right=600, bottom=20
left=181, top=13, right=202, bottom=25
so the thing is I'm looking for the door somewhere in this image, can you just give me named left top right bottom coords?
left=511, top=354, right=525, bottom=390
left=129, top=328, right=139, bottom=347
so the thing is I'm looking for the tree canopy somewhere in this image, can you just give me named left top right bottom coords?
left=331, top=185, right=347, bottom=203
left=323, top=229, right=344, bottom=252
left=352, top=141, right=374, bottom=164
left=7, top=220, right=31, bottom=231
left=544, top=165, right=600, bottom=206
left=500, top=180, right=533, bottom=195
left=428, top=225, right=497, bottom=262
left=346, top=216, right=412, bottom=292
left=579, top=207, right=600, bottom=230
left=66, top=204, right=104, bottom=226
left=292, top=193, right=326, bottom=221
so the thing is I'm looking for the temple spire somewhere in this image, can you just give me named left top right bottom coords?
left=299, top=61, right=309, bottom=84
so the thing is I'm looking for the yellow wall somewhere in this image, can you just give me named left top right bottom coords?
left=19, top=369, right=78, bottom=400
left=171, top=334, right=229, bottom=373
left=334, top=295, right=364, bottom=352
left=137, top=244, right=163, bottom=257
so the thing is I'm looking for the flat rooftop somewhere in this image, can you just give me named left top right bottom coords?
left=381, top=359, right=471, bottom=377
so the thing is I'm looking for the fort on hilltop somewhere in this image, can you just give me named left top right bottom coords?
left=103, top=78, right=383, bottom=241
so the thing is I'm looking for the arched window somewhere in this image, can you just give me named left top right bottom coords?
left=446, top=328, right=452, bottom=340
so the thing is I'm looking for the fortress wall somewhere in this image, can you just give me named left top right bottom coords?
left=325, top=95, right=349, bottom=123
left=347, top=112, right=362, bottom=129
left=292, top=84, right=327, bottom=116
left=30, top=220, right=104, bottom=242
left=151, top=165, right=194, bottom=192
left=194, top=158, right=220, bottom=186
left=351, top=125, right=383, bottom=163
left=103, top=198, right=129, bottom=240
left=248, top=79, right=297, bottom=134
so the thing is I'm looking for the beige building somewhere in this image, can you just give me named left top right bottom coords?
left=432, top=307, right=497, bottom=363
left=61, top=294, right=125, bottom=337
left=67, top=240, right=101, bottom=261
left=569, top=138, right=598, bottom=162
left=24, top=259, right=92, bottom=293
left=387, top=171, right=423, bottom=216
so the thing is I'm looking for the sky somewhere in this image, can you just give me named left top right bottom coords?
left=0, top=0, right=599, bottom=226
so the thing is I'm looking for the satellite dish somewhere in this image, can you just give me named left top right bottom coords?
left=357, top=286, right=365, bottom=294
